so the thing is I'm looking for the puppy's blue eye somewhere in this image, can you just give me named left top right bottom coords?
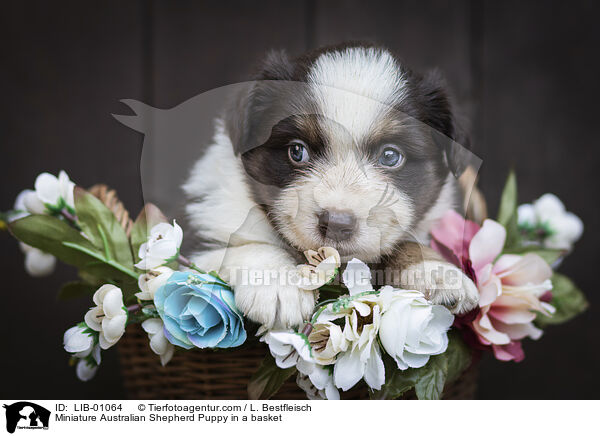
left=288, top=140, right=309, bottom=163
left=379, top=146, right=404, bottom=168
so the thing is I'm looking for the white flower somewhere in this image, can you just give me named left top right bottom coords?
left=12, top=191, right=57, bottom=276
left=64, top=323, right=101, bottom=382
left=518, top=194, right=583, bottom=250
left=308, top=259, right=452, bottom=392
left=261, top=327, right=340, bottom=400
left=75, top=346, right=101, bottom=382
left=293, top=345, right=340, bottom=400
left=84, top=284, right=128, bottom=349
left=543, top=212, right=583, bottom=250
left=136, top=267, right=174, bottom=301
left=517, top=204, right=536, bottom=227
left=63, top=324, right=94, bottom=357
left=296, top=369, right=340, bottom=400
left=261, top=330, right=314, bottom=369
left=534, top=193, right=566, bottom=222
left=296, top=373, right=324, bottom=400
left=76, top=359, right=99, bottom=382
left=141, top=317, right=175, bottom=366
left=378, top=288, right=453, bottom=370
left=135, top=221, right=183, bottom=270
left=22, top=170, right=75, bottom=214
left=297, top=247, right=341, bottom=291
left=10, top=190, right=32, bottom=221
left=19, top=242, right=56, bottom=277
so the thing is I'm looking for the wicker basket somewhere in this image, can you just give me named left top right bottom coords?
left=118, top=324, right=479, bottom=400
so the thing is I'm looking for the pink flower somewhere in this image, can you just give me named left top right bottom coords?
left=431, top=211, right=555, bottom=362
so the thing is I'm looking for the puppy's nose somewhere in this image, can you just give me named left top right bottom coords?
left=318, top=209, right=357, bottom=241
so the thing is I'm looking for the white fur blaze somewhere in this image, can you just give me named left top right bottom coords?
left=307, top=46, right=408, bottom=146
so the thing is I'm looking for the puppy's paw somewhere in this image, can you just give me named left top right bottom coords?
left=401, top=260, right=479, bottom=314
left=234, top=282, right=316, bottom=329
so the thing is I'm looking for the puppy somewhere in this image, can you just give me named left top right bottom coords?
left=184, top=43, right=479, bottom=328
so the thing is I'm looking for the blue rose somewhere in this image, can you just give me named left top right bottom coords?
left=154, top=271, right=246, bottom=349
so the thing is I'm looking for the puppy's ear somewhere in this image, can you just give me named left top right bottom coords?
left=225, top=50, right=294, bottom=155
left=414, top=70, right=471, bottom=177
left=258, top=50, right=295, bottom=81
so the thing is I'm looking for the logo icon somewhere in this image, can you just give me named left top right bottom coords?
left=3, top=402, right=50, bottom=434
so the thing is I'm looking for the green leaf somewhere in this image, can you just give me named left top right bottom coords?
left=247, top=354, right=296, bottom=400
left=130, top=203, right=167, bottom=264
left=9, top=214, right=136, bottom=283
left=497, top=170, right=517, bottom=227
left=496, top=170, right=521, bottom=249
left=373, top=332, right=472, bottom=400
left=444, top=331, right=473, bottom=383
left=62, top=241, right=138, bottom=280
left=415, top=354, right=447, bottom=400
left=58, top=281, right=97, bottom=301
left=77, top=270, right=104, bottom=287
left=370, top=362, right=420, bottom=400
left=536, top=273, right=588, bottom=327
left=74, top=187, right=134, bottom=270
left=503, top=245, right=565, bottom=266
left=413, top=332, right=472, bottom=399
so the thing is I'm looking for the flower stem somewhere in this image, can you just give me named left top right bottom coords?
left=301, top=323, right=313, bottom=336
left=62, top=241, right=139, bottom=280
left=177, top=254, right=191, bottom=268
left=61, top=208, right=77, bottom=223
left=177, top=254, right=206, bottom=274
left=319, top=284, right=345, bottom=294
left=127, top=304, right=141, bottom=313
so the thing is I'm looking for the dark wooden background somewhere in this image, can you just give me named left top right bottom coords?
left=2, top=0, right=599, bottom=399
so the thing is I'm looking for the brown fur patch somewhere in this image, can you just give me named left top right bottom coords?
left=374, top=242, right=445, bottom=287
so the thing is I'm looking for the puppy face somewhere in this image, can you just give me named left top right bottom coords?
left=228, top=44, right=463, bottom=261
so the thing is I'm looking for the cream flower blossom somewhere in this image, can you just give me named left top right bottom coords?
left=261, top=330, right=314, bottom=369
left=135, top=266, right=174, bottom=301
left=10, top=190, right=32, bottom=221
left=518, top=193, right=583, bottom=250
left=141, top=317, right=175, bottom=366
left=63, top=323, right=101, bottom=382
left=261, top=328, right=341, bottom=400
left=310, top=259, right=386, bottom=391
left=135, top=221, right=183, bottom=270
left=331, top=298, right=385, bottom=391
left=297, top=247, right=341, bottom=291
left=84, top=285, right=128, bottom=349
left=296, top=367, right=340, bottom=400
left=19, top=243, right=56, bottom=277
left=308, top=320, right=349, bottom=365
left=22, top=170, right=75, bottom=214
left=63, top=324, right=94, bottom=357
left=11, top=190, right=56, bottom=277
left=76, top=358, right=100, bottom=382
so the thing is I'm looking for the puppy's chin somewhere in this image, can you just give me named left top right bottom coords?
left=288, top=224, right=410, bottom=262
left=314, top=237, right=394, bottom=263
left=273, top=195, right=413, bottom=262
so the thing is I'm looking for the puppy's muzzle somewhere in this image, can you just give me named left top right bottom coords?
left=318, top=209, right=357, bottom=242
